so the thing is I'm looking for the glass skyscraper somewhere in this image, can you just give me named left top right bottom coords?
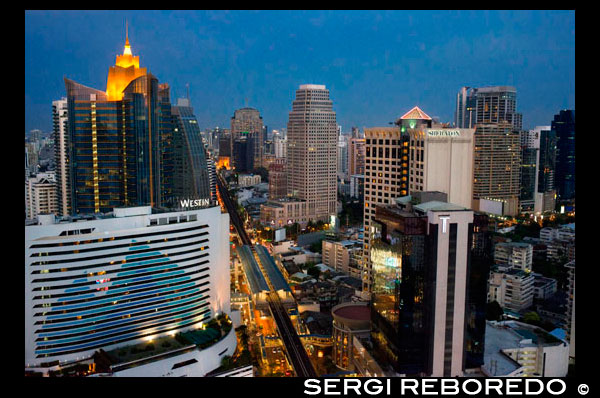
left=553, top=110, right=575, bottom=201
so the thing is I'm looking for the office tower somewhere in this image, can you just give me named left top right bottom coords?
left=475, top=86, right=522, bottom=131
left=338, top=134, right=349, bottom=179
left=274, top=136, right=287, bottom=159
left=230, top=107, right=264, bottom=168
left=30, top=129, right=43, bottom=142
left=26, top=172, right=58, bottom=219
left=169, top=97, right=212, bottom=204
left=369, top=196, right=475, bottom=376
left=519, top=129, right=540, bottom=213
left=25, top=141, right=39, bottom=175
left=472, top=123, right=521, bottom=216
left=351, top=126, right=362, bottom=139
left=362, top=123, right=410, bottom=293
left=348, top=137, right=365, bottom=177
left=350, top=174, right=364, bottom=200
left=217, top=130, right=232, bottom=169
left=455, top=87, right=477, bottom=129
left=52, top=98, right=70, bottom=216
left=465, top=212, right=492, bottom=369
left=406, top=122, right=475, bottom=209
left=536, top=126, right=557, bottom=212
left=64, top=33, right=169, bottom=214
left=233, top=137, right=254, bottom=173
left=206, top=157, right=217, bottom=201
left=287, top=84, right=338, bottom=222
left=268, top=158, right=287, bottom=200
left=456, top=86, right=522, bottom=131
left=25, top=205, right=230, bottom=372
left=553, top=110, right=575, bottom=201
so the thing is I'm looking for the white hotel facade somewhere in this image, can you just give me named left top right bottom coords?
left=25, top=205, right=231, bottom=373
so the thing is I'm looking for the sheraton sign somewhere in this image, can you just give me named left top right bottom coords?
left=427, top=129, right=461, bottom=137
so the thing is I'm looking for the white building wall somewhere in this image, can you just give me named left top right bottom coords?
left=111, top=327, right=237, bottom=377
left=421, top=129, right=475, bottom=210
left=25, top=206, right=230, bottom=370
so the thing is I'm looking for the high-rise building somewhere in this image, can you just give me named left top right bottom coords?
left=268, top=158, right=287, bottom=200
left=206, top=157, right=217, bottom=201
left=536, top=126, right=557, bottom=212
left=472, top=123, right=521, bottom=216
left=519, top=129, right=540, bottom=213
left=233, top=137, right=254, bottom=173
left=553, top=110, right=575, bottom=201
left=564, top=260, right=575, bottom=361
left=456, top=86, right=522, bottom=131
left=337, top=134, right=349, bottom=180
left=25, top=205, right=230, bottom=372
left=168, top=98, right=212, bottom=205
left=455, top=87, right=477, bottom=129
left=348, top=137, right=365, bottom=177
left=64, top=32, right=170, bottom=214
left=362, top=122, right=412, bottom=293
left=407, top=123, right=475, bottom=209
left=274, top=136, right=287, bottom=159
left=52, top=98, right=70, bottom=216
left=369, top=197, right=476, bottom=376
left=230, top=108, right=264, bottom=168
left=287, top=84, right=338, bottom=222
left=26, top=172, right=58, bottom=219
left=217, top=130, right=232, bottom=170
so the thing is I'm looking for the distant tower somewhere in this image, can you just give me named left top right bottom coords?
left=230, top=107, right=264, bottom=168
left=553, top=110, right=575, bottom=201
left=287, top=84, right=338, bottom=222
left=52, top=97, right=70, bottom=216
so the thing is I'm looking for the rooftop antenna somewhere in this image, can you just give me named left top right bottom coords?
left=186, top=83, right=190, bottom=101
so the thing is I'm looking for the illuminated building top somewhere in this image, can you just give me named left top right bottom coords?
left=106, top=26, right=148, bottom=100
left=400, top=106, right=432, bottom=121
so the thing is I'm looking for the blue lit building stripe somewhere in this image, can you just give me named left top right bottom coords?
left=120, top=257, right=169, bottom=268
left=38, top=301, right=208, bottom=342
left=35, top=314, right=209, bottom=354
left=65, top=286, right=90, bottom=293
left=43, top=293, right=203, bottom=330
left=128, top=245, right=150, bottom=251
left=125, top=251, right=161, bottom=260
left=46, top=288, right=201, bottom=320
left=43, top=293, right=202, bottom=325
left=116, top=263, right=178, bottom=277
left=110, top=269, right=186, bottom=286
left=49, top=282, right=198, bottom=311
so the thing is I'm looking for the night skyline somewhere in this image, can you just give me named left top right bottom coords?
left=25, top=10, right=575, bottom=134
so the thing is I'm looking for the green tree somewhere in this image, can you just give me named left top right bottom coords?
left=306, top=266, right=321, bottom=279
left=522, top=311, right=541, bottom=326
left=220, top=355, right=233, bottom=370
left=486, top=301, right=504, bottom=321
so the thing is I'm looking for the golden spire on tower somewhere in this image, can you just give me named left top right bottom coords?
left=105, top=21, right=147, bottom=100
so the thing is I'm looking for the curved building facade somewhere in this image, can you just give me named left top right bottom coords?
left=331, top=302, right=371, bottom=370
left=25, top=205, right=229, bottom=370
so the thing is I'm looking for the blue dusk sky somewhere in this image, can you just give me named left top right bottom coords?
left=25, top=10, right=575, bottom=134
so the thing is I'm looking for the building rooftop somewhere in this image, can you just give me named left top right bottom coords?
left=332, top=304, right=370, bottom=322
left=400, top=106, right=432, bottom=121
left=413, top=201, right=469, bottom=212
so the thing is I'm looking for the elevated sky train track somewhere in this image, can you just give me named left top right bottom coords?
left=217, top=174, right=317, bottom=377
